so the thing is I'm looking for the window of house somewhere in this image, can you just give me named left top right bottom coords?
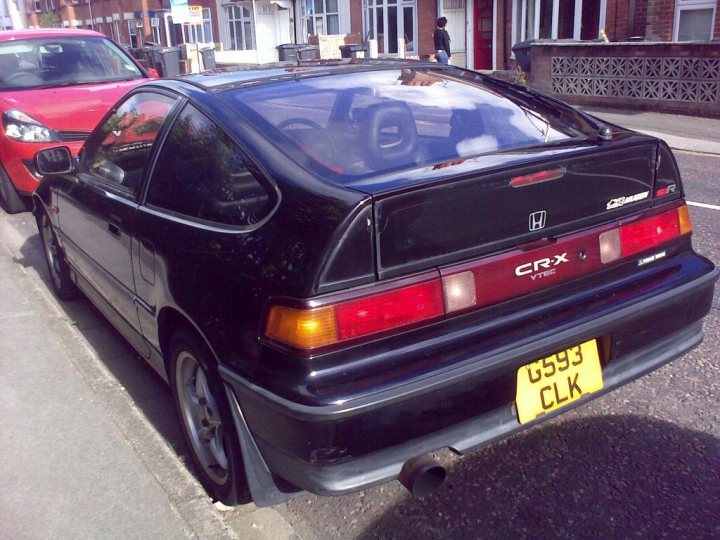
left=363, top=0, right=417, bottom=55
left=674, top=0, right=715, bottom=41
left=151, top=17, right=160, bottom=43
left=226, top=4, right=254, bottom=50
left=203, top=8, right=213, bottom=43
left=302, top=0, right=340, bottom=37
left=81, top=93, right=178, bottom=196
left=128, top=20, right=138, bottom=47
left=184, top=8, right=213, bottom=43
left=146, top=104, right=272, bottom=227
left=512, top=0, right=604, bottom=46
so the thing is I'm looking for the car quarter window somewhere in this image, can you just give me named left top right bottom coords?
left=145, top=104, right=271, bottom=227
left=81, top=92, right=178, bottom=195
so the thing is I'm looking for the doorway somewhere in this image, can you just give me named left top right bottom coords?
left=474, top=0, right=493, bottom=69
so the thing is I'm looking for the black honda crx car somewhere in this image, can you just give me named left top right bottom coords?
left=32, top=61, right=717, bottom=506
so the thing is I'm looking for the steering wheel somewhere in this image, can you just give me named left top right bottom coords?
left=277, top=117, right=324, bottom=133
left=277, top=117, right=338, bottom=167
left=3, top=72, right=44, bottom=86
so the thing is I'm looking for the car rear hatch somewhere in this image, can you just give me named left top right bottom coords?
left=345, top=135, right=666, bottom=280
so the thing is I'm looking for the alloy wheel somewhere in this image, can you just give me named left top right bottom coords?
left=175, top=350, right=229, bottom=485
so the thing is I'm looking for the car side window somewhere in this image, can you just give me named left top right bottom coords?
left=146, top=104, right=271, bottom=227
left=81, top=92, right=177, bottom=195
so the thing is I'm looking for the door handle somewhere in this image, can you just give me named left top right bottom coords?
left=108, top=222, right=120, bottom=237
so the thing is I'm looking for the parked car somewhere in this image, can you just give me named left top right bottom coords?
left=32, top=61, right=717, bottom=507
left=0, top=28, right=155, bottom=213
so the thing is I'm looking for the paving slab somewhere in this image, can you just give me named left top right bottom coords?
left=0, top=213, right=294, bottom=539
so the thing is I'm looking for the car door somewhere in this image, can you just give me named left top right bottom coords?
left=57, top=90, right=179, bottom=355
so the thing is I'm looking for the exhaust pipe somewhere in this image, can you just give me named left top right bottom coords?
left=398, top=455, right=447, bottom=497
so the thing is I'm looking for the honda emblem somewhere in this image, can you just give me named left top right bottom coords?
left=529, top=211, right=547, bottom=231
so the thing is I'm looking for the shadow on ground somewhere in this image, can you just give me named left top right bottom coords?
left=357, top=416, right=719, bottom=539
left=18, top=230, right=189, bottom=461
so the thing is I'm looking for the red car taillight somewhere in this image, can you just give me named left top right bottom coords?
left=264, top=205, right=692, bottom=353
left=265, top=276, right=444, bottom=351
left=600, top=205, right=691, bottom=263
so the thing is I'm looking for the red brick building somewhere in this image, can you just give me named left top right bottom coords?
left=18, top=0, right=719, bottom=69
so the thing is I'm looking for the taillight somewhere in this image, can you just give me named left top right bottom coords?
left=265, top=277, right=444, bottom=351
left=265, top=204, right=692, bottom=353
left=599, top=205, right=691, bottom=264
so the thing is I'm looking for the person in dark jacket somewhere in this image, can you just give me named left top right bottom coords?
left=433, top=17, right=451, bottom=65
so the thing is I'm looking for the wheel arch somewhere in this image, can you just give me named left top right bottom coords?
left=157, top=306, right=221, bottom=376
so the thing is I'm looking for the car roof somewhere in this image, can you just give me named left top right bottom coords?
left=0, top=28, right=106, bottom=41
left=177, top=59, right=450, bottom=92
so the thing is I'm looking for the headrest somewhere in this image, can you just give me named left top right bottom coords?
left=359, top=101, right=418, bottom=170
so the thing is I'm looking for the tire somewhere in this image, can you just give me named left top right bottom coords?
left=37, top=210, right=78, bottom=301
left=168, top=328, right=251, bottom=505
left=0, top=165, right=30, bottom=214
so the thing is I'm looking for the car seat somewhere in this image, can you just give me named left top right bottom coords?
left=359, top=101, right=418, bottom=170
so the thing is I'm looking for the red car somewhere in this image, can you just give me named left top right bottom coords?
left=0, top=28, right=154, bottom=213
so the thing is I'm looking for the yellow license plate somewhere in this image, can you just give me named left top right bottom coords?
left=515, top=339, right=603, bottom=425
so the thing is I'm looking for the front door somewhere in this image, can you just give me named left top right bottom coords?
left=58, top=91, right=178, bottom=356
left=473, top=0, right=493, bottom=70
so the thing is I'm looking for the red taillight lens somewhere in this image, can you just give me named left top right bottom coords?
left=335, top=280, right=444, bottom=340
left=618, top=210, right=680, bottom=257
left=598, top=205, right=691, bottom=264
left=265, top=277, right=445, bottom=351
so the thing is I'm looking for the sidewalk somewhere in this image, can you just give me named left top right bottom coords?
left=0, top=214, right=296, bottom=539
left=580, top=106, right=720, bottom=156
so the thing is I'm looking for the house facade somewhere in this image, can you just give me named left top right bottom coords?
left=18, top=0, right=719, bottom=69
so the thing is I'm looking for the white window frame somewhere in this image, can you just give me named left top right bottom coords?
left=673, top=0, right=716, bottom=41
left=151, top=17, right=161, bottom=44
left=184, top=7, right=213, bottom=44
left=362, top=0, right=418, bottom=55
left=128, top=19, right=141, bottom=47
left=225, top=4, right=255, bottom=51
left=512, top=0, right=606, bottom=45
left=301, top=0, right=340, bottom=37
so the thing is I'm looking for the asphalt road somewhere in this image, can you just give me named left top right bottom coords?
left=2, top=153, right=718, bottom=539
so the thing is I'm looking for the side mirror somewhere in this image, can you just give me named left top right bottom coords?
left=148, top=67, right=160, bottom=79
left=35, top=146, right=75, bottom=175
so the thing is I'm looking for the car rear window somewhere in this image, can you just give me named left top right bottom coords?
left=224, top=68, right=575, bottom=180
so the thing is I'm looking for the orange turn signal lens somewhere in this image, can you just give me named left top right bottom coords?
left=677, top=205, right=692, bottom=235
left=265, top=305, right=338, bottom=350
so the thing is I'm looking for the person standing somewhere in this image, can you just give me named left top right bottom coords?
left=433, top=17, right=451, bottom=65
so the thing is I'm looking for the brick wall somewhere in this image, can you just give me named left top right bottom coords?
left=417, top=0, right=438, bottom=59
left=350, top=1, right=362, bottom=38
left=633, top=0, right=649, bottom=37
left=645, top=0, right=674, bottom=40
left=528, top=42, right=720, bottom=117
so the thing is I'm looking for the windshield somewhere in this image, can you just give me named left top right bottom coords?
left=225, top=68, right=575, bottom=180
left=0, top=36, right=144, bottom=91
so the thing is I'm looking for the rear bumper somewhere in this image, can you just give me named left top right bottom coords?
left=221, top=262, right=718, bottom=504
